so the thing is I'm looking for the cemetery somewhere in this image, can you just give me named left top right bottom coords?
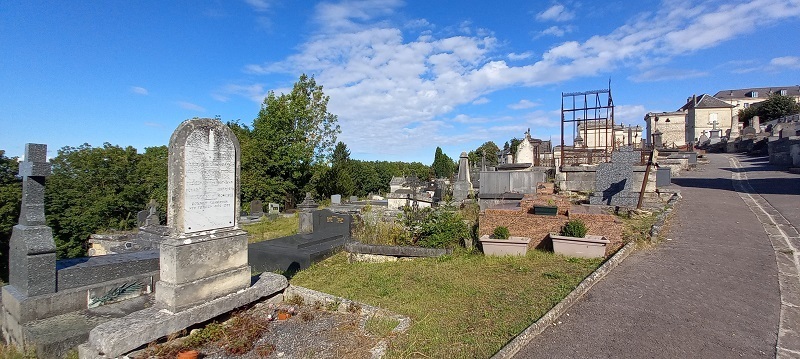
left=0, top=81, right=699, bottom=357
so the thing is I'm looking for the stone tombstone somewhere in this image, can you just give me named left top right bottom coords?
left=297, top=193, right=319, bottom=234
left=331, top=194, right=342, bottom=205
left=589, top=146, right=641, bottom=207
left=250, top=199, right=264, bottom=217
left=752, top=116, right=761, bottom=133
left=137, top=209, right=149, bottom=228
left=742, top=126, right=757, bottom=139
left=268, top=202, right=280, bottom=215
left=349, top=195, right=359, bottom=203
left=8, top=143, right=56, bottom=297
left=312, top=209, right=352, bottom=240
left=452, top=151, right=472, bottom=202
left=157, top=118, right=250, bottom=312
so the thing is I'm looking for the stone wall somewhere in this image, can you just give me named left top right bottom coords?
left=768, top=136, right=800, bottom=167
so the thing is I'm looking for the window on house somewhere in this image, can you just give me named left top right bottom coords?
left=780, top=89, right=787, bottom=96
left=744, top=103, right=749, bottom=108
left=749, top=91, right=759, bottom=98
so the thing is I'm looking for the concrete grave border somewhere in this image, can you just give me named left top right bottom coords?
left=283, top=285, right=411, bottom=359
left=491, top=192, right=681, bottom=359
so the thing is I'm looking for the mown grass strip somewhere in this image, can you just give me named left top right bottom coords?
left=242, top=214, right=298, bottom=243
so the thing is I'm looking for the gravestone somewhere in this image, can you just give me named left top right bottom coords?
left=297, top=193, right=318, bottom=234
left=156, top=118, right=250, bottom=312
left=8, top=143, right=56, bottom=297
left=452, top=151, right=472, bottom=202
left=742, top=126, right=757, bottom=139
left=331, top=194, right=342, bottom=205
left=312, top=209, right=352, bottom=240
left=268, top=202, right=280, bottom=215
left=349, top=195, right=358, bottom=203
left=589, top=146, right=642, bottom=207
left=137, top=199, right=160, bottom=227
left=708, top=129, right=722, bottom=145
left=250, top=199, right=264, bottom=217
left=698, top=130, right=709, bottom=145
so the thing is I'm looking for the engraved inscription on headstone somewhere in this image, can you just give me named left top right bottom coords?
left=183, top=128, right=236, bottom=233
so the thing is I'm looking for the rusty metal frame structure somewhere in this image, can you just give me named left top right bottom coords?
left=560, top=83, right=615, bottom=167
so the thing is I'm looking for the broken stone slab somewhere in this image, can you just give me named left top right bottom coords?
left=79, top=273, right=288, bottom=358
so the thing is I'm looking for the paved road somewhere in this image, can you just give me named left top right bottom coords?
left=513, top=153, right=800, bottom=358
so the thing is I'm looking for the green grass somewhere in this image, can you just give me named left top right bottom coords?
left=242, top=214, right=298, bottom=243
left=291, top=250, right=602, bottom=358
left=366, top=316, right=400, bottom=338
left=0, top=344, right=36, bottom=359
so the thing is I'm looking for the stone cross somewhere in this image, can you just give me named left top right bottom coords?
left=9, top=143, right=57, bottom=297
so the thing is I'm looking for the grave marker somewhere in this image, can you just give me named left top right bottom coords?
left=589, top=146, right=642, bottom=207
left=8, top=143, right=56, bottom=297
left=250, top=199, right=264, bottom=217
left=156, top=118, right=250, bottom=312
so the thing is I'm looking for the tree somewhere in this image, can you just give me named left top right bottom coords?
left=243, top=74, right=341, bottom=204
left=318, top=142, right=355, bottom=197
left=0, top=150, right=21, bottom=281
left=739, top=94, right=800, bottom=124
left=46, top=143, right=145, bottom=258
left=468, top=141, right=500, bottom=167
left=431, top=147, right=455, bottom=179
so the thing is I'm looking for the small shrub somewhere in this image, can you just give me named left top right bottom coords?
left=492, top=226, right=510, bottom=239
left=560, top=219, right=588, bottom=238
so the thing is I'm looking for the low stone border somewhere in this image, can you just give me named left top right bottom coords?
left=650, top=192, right=682, bottom=241
left=491, top=192, right=682, bottom=359
left=283, top=285, right=411, bottom=359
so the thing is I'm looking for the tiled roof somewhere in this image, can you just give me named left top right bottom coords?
left=679, top=94, right=733, bottom=110
left=714, top=86, right=800, bottom=100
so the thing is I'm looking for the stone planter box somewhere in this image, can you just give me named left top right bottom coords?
left=479, top=235, right=531, bottom=256
left=532, top=205, right=558, bottom=216
left=550, top=234, right=609, bottom=258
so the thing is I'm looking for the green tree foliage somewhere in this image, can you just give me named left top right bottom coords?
left=0, top=150, right=21, bottom=281
left=240, top=74, right=341, bottom=205
left=738, top=94, right=800, bottom=123
left=46, top=143, right=167, bottom=258
left=431, top=147, right=455, bottom=179
left=317, top=142, right=356, bottom=197
left=468, top=141, right=500, bottom=167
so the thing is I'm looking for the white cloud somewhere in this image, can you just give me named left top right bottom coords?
left=614, top=105, right=647, bottom=126
left=214, top=84, right=268, bottom=103
left=770, top=56, right=800, bottom=69
left=130, top=86, right=148, bottom=95
left=538, top=25, right=573, bottom=37
left=536, top=4, right=575, bottom=22
left=244, top=0, right=271, bottom=11
left=233, top=0, right=800, bottom=157
left=508, top=52, right=533, bottom=60
left=630, top=68, right=708, bottom=82
left=177, top=101, right=206, bottom=112
left=509, top=99, right=539, bottom=110
left=472, top=97, right=490, bottom=105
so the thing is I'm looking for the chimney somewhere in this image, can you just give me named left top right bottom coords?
left=692, top=94, right=697, bottom=106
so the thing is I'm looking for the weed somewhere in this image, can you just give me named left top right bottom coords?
left=286, top=295, right=305, bottom=306
left=0, top=344, right=36, bottom=359
left=300, top=311, right=314, bottom=322
left=254, top=342, right=276, bottom=358
left=347, top=302, right=362, bottom=313
left=325, top=300, right=341, bottom=312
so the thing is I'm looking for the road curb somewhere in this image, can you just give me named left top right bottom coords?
left=491, top=193, right=681, bottom=359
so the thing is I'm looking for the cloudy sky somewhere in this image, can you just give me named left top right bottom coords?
left=2, top=0, right=799, bottom=162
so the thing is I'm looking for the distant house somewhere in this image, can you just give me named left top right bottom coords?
left=714, top=86, right=800, bottom=110
left=514, top=130, right=553, bottom=167
left=644, top=110, right=688, bottom=148
left=679, top=94, right=734, bottom=143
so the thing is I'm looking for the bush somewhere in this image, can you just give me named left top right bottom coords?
left=400, top=205, right=469, bottom=248
left=560, top=219, right=587, bottom=238
left=492, top=226, right=510, bottom=239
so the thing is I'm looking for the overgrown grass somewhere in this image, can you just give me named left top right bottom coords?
left=366, top=316, right=400, bottom=338
left=0, top=344, right=36, bottom=359
left=291, top=250, right=602, bottom=358
left=621, top=210, right=660, bottom=244
left=242, top=214, right=298, bottom=243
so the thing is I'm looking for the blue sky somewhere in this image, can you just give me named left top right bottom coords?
left=2, top=0, right=799, bottom=163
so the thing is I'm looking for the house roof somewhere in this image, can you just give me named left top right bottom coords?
left=679, top=94, right=733, bottom=111
left=714, top=86, right=800, bottom=100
